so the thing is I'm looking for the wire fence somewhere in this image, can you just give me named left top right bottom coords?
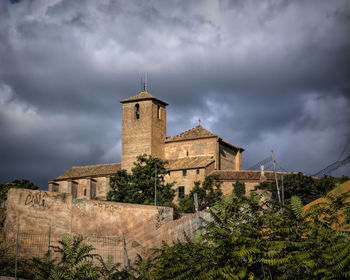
left=1, top=227, right=125, bottom=278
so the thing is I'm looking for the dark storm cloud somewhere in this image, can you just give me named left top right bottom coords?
left=1, top=0, right=349, bottom=187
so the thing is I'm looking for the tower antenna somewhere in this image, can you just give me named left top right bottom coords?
left=144, top=72, right=148, bottom=92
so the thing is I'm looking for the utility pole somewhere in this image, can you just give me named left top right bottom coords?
left=271, top=150, right=281, bottom=203
left=154, top=158, right=157, bottom=206
left=194, top=193, right=199, bottom=230
left=281, top=175, right=284, bottom=205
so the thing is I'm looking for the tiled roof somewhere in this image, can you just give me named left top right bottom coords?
left=54, top=163, right=121, bottom=180
left=166, top=156, right=214, bottom=170
left=210, top=170, right=294, bottom=181
left=165, top=125, right=244, bottom=151
left=120, top=91, right=168, bottom=105
left=165, top=125, right=217, bottom=142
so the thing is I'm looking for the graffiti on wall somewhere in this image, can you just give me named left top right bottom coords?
left=24, top=192, right=52, bottom=209
left=73, top=199, right=86, bottom=207
left=155, top=207, right=172, bottom=229
left=73, top=199, right=122, bottom=215
left=175, top=212, right=211, bottom=240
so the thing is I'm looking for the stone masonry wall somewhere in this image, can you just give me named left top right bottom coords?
left=165, top=168, right=206, bottom=200
left=122, top=100, right=166, bottom=172
left=164, top=138, right=217, bottom=160
left=221, top=180, right=264, bottom=196
left=219, top=143, right=237, bottom=170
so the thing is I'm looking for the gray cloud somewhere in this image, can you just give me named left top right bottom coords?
left=1, top=0, right=349, bottom=187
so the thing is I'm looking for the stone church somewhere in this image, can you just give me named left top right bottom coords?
left=49, top=91, right=282, bottom=201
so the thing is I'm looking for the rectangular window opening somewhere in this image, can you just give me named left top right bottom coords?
left=52, top=184, right=59, bottom=192
left=157, top=105, right=161, bottom=119
left=178, top=186, right=185, bottom=199
left=182, top=169, right=187, bottom=176
left=135, top=104, right=140, bottom=119
left=196, top=169, right=200, bottom=175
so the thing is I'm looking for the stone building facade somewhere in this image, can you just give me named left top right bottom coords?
left=49, top=91, right=282, bottom=201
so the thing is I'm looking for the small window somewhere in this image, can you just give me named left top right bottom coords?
left=84, top=189, right=87, bottom=196
left=196, top=169, right=200, bottom=175
left=52, top=184, right=59, bottom=192
left=71, top=183, right=77, bottom=199
left=135, top=104, right=140, bottom=119
left=178, top=186, right=185, bottom=199
left=182, top=170, right=187, bottom=176
left=157, top=105, right=161, bottom=119
left=186, top=151, right=189, bottom=157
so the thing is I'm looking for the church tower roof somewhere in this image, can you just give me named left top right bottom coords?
left=120, top=91, right=168, bottom=106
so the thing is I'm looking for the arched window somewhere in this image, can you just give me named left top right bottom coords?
left=135, top=104, right=140, bottom=119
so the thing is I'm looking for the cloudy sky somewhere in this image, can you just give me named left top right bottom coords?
left=1, top=0, right=349, bottom=188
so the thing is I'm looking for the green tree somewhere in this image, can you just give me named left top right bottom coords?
left=108, top=154, right=175, bottom=207
left=152, top=185, right=350, bottom=279
left=97, top=255, right=135, bottom=280
left=107, top=170, right=136, bottom=203
left=154, top=193, right=271, bottom=279
left=178, top=174, right=222, bottom=213
left=0, top=179, right=39, bottom=274
left=257, top=172, right=349, bottom=205
left=132, top=254, right=154, bottom=280
left=0, top=179, right=38, bottom=207
left=233, top=180, right=246, bottom=197
left=29, top=235, right=100, bottom=280
left=263, top=187, right=350, bottom=279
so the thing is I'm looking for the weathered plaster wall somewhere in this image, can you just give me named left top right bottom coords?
left=122, top=211, right=211, bottom=260
left=4, top=188, right=210, bottom=263
left=71, top=198, right=172, bottom=237
left=5, top=189, right=72, bottom=237
left=5, top=189, right=172, bottom=239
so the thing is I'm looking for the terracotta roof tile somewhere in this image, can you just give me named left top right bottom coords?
left=165, top=125, right=217, bottom=142
left=120, top=91, right=168, bottom=105
left=166, top=156, right=214, bottom=170
left=166, top=125, right=244, bottom=151
left=210, top=170, right=294, bottom=181
left=54, top=163, right=121, bottom=180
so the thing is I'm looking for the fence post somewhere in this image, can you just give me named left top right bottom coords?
left=123, top=233, right=129, bottom=269
left=48, top=224, right=51, bottom=252
left=15, top=225, right=19, bottom=280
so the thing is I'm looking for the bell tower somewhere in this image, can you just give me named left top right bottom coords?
left=120, top=91, right=168, bottom=172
